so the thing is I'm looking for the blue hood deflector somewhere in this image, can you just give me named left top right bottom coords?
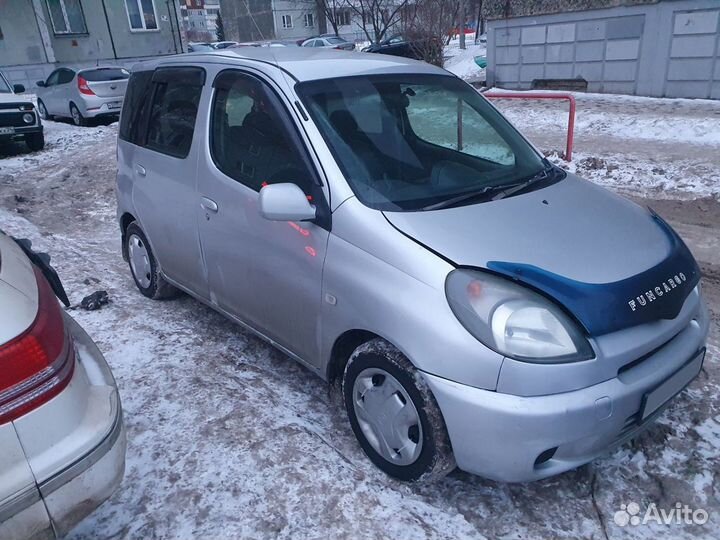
left=487, top=213, right=700, bottom=336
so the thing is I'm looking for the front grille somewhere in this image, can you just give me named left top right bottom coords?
left=0, top=102, right=34, bottom=111
left=0, top=111, right=36, bottom=127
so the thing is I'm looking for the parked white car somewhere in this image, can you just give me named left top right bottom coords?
left=35, top=67, right=129, bottom=126
left=0, top=232, right=126, bottom=539
left=0, top=71, right=44, bottom=151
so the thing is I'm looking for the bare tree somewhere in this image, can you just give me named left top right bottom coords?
left=401, top=0, right=460, bottom=66
left=348, top=0, right=411, bottom=44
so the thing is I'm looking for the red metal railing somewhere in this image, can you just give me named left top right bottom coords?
left=483, top=92, right=576, bottom=161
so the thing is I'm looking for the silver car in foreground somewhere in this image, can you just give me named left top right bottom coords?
left=115, top=48, right=708, bottom=482
left=36, top=67, right=129, bottom=126
left=0, top=233, right=126, bottom=538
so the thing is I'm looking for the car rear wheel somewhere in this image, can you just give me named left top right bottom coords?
left=70, top=103, right=86, bottom=127
left=125, top=222, right=179, bottom=300
left=37, top=99, right=52, bottom=121
left=25, top=132, right=45, bottom=152
left=343, top=338, right=455, bottom=481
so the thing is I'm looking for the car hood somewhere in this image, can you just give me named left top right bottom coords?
left=0, top=92, right=38, bottom=106
left=383, top=175, right=700, bottom=335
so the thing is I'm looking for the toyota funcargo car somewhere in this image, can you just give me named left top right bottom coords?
left=0, top=71, right=44, bottom=152
left=115, top=48, right=708, bottom=482
left=0, top=232, right=126, bottom=539
left=36, top=67, right=129, bottom=126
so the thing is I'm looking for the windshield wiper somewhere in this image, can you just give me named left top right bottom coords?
left=488, top=162, right=559, bottom=202
left=421, top=184, right=512, bottom=211
left=421, top=161, right=560, bottom=212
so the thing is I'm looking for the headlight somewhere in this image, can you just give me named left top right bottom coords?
left=446, top=269, right=594, bottom=363
left=23, top=113, right=34, bottom=124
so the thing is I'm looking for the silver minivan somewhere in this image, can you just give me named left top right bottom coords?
left=115, top=48, right=708, bottom=482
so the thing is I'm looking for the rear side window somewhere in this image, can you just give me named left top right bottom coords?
left=81, top=68, right=130, bottom=82
left=57, top=69, right=75, bottom=84
left=145, top=67, right=205, bottom=159
left=119, top=70, right=153, bottom=144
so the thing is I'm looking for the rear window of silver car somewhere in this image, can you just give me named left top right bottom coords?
left=81, top=68, right=130, bottom=82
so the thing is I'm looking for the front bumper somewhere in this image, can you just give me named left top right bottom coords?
left=0, top=125, right=43, bottom=141
left=425, top=308, right=709, bottom=482
left=10, top=314, right=126, bottom=537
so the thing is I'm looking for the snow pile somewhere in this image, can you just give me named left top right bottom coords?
left=488, top=91, right=720, bottom=200
left=492, top=91, right=720, bottom=147
left=444, top=37, right=486, bottom=82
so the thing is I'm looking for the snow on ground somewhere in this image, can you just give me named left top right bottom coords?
left=444, top=37, right=486, bottom=82
left=0, top=96, right=719, bottom=540
left=487, top=91, right=720, bottom=200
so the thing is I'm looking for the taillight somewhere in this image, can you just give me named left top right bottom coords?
left=77, top=76, right=95, bottom=96
left=0, top=268, right=75, bottom=424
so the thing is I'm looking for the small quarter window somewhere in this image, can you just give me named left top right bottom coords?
left=119, top=70, right=154, bottom=145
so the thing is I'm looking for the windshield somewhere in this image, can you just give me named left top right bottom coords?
left=297, top=74, right=545, bottom=211
left=327, top=37, right=345, bottom=44
left=0, top=74, right=11, bottom=93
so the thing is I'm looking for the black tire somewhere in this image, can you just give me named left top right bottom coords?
left=37, top=100, right=52, bottom=121
left=69, top=103, right=86, bottom=126
left=25, top=132, right=45, bottom=152
left=124, top=222, right=179, bottom=300
left=343, top=338, right=455, bottom=482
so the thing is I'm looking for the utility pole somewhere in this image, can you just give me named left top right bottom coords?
left=459, top=0, right=466, bottom=49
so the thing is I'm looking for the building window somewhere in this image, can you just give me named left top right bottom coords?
left=45, top=0, right=88, bottom=35
left=281, top=15, right=293, bottom=29
left=337, top=9, right=351, bottom=27
left=304, top=13, right=314, bottom=27
left=125, top=0, right=159, bottom=31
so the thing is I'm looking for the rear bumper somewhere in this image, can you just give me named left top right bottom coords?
left=40, top=402, right=125, bottom=537
left=79, top=97, right=123, bottom=118
left=6, top=314, right=126, bottom=538
left=425, top=309, right=709, bottom=483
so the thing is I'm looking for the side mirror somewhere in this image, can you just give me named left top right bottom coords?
left=259, top=183, right=316, bottom=222
left=13, top=84, right=25, bottom=94
left=36, top=81, right=46, bottom=87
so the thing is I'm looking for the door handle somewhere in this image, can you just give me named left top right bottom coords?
left=200, top=197, right=218, bottom=213
left=135, top=164, right=146, bottom=177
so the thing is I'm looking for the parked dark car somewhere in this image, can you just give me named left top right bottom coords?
left=363, top=34, right=441, bottom=63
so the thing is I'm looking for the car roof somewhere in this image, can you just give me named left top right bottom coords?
left=135, top=48, right=448, bottom=82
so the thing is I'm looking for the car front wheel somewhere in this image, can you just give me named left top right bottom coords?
left=125, top=222, right=179, bottom=300
left=37, top=100, right=52, bottom=120
left=25, top=132, right=44, bottom=152
left=343, top=338, right=455, bottom=481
